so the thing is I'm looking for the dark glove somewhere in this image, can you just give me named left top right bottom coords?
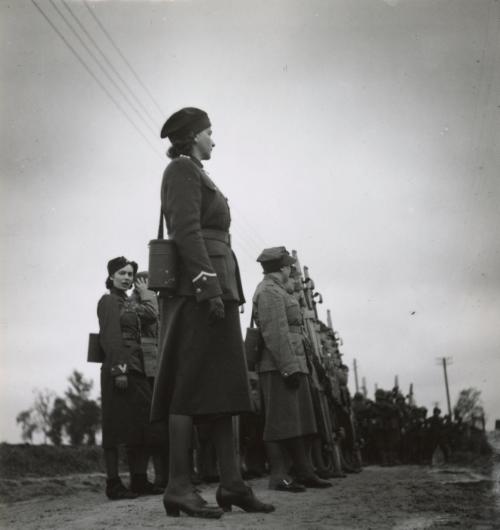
left=114, top=374, right=128, bottom=390
left=283, top=371, right=301, bottom=390
left=208, top=296, right=225, bottom=325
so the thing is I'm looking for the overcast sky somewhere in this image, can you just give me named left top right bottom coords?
left=1, top=0, right=499, bottom=442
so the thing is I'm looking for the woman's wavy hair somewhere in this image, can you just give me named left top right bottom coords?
left=167, top=132, right=196, bottom=159
left=105, top=260, right=138, bottom=290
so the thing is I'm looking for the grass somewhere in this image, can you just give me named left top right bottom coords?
left=0, top=443, right=104, bottom=478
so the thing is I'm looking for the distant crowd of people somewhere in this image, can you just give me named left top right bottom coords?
left=352, top=390, right=490, bottom=466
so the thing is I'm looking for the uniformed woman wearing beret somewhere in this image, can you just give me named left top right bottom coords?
left=253, top=247, right=332, bottom=491
left=151, top=108, right=274, bottom=518
left=98, top=257, right=163, bottom=499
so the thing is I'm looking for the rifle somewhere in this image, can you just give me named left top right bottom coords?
left=292, top=251, right=342, bottom=475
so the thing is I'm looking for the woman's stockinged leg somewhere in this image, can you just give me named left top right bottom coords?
left=126, top=445, right=148, bottom=475
left=104, top=447, right=120, bottom=479
left=165, top=414, right=194, bottom=495
left=265, top=441, right=290, bottom=486
left=282, top=436, right=313, bottom=477
left=210, top=416, right=245, bottom=489
left=162, top=414, right=224, bottom=518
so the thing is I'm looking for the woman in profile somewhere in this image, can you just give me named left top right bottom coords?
left=151, top=107, right=274, bottom=519
left=98, top=257, right=162, bottom=499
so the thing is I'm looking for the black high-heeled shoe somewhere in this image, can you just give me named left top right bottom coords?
left=215, top=485, right=275, bottom=513
left=163, top=493, right=223, bottom=519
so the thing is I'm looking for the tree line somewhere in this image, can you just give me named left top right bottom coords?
left=16, top=370, right=101, bottom=446
left=15, top=369, right=487, bottom=446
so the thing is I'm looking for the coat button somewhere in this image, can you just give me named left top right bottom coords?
left=202, top=276, right=208, bottom=281
left=196, top=288, right=202, bottom=293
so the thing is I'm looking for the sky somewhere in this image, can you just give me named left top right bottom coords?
left=1, top=0, right=499, bottom=442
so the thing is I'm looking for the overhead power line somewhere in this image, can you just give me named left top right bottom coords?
left=61, top=0, right=159, bottom=129
left=66, top=1, right=274, bottom=252
left=83, top=0, right=165, bottom=117
left=31, top=0, right=161, bottom=158
left=33, top=0, right=279, bottom=255
left=49, top=0, right=158, bottom=138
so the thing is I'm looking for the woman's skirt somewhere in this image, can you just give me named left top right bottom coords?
left=101, top=369, right=154, bottom=449
left=151, top=297, right=252, bottom=421
left=259, top=371, right=317, bottom=442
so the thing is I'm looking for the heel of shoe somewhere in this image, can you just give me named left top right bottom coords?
left=216, top=485, right=275, bottom=514
left=163, top=500, right=180, bottom=517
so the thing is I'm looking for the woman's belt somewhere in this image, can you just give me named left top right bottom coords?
left=201, top=228, right=231, bottom=246
left=288, top=325, right=302, bottom=334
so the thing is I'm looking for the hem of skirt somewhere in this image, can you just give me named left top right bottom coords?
left=153, top=408, right=252, bottom=421
left=263, top=428, right=318, bottom=442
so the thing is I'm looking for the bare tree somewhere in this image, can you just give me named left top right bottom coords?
left=16, top=389, right=55, bottom=443
left=16, top=409, right=37, bottom=442
left=454, top=388, right=485, bottom=424
left=16, top=373, right=101, bottom=445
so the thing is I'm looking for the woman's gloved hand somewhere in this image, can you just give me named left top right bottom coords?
left=283, top=371, right=301, bottom=390
left=208, top=296, right=225, bottom=324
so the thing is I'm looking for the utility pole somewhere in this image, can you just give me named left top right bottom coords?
left=436, top=357, right=453, bottom=416
left=394, top=375, right=399, bottom=390
left=353, top=359, right=360, bottom=393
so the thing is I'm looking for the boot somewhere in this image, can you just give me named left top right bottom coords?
left=106, top=477, right=138, bottom=500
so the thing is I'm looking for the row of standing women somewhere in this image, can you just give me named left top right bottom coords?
left=97, top=107, right=324, bottom=519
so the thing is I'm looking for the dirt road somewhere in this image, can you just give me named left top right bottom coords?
left=1, top=461, right=499, bottom=530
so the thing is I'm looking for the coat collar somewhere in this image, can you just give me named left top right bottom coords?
left=264, top=272, right=287, bottom=291
left=110, top=287, right=128, bottom=299
left=179, top=154, right=203, bottom=168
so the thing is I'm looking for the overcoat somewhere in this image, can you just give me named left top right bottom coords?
left=151, top=155, right=251, bottom=421
left=252, top=274, right=309, bottom=377
left=252, top=274, right=317, bottom=441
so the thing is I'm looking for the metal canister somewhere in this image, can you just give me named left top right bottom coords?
left=148, top=239, right=178, bottom=292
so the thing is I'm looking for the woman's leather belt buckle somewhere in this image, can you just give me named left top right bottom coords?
left=201, top=228, right=231, bottom=246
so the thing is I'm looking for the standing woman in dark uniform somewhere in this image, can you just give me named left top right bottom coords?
left=98, top=257, right=163, bottom=499
left=151, top=107, right=274, bottom=519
